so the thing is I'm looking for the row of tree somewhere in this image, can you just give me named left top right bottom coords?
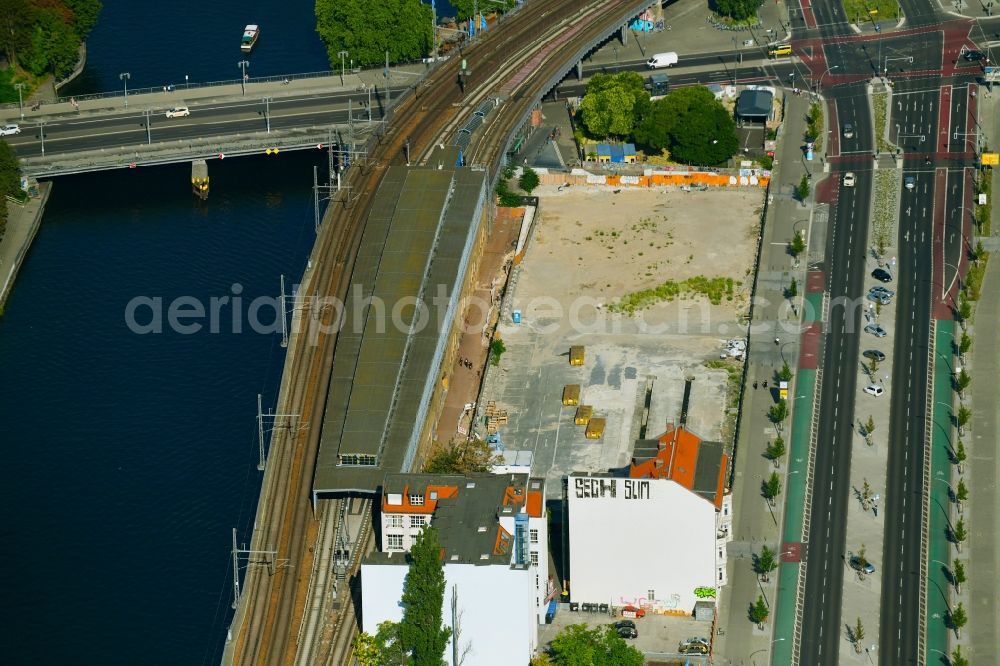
left=0, top=0, right=101, bottom=78
left=315, top=0, right=433, bottom=68
left=578, top=72, right=739, bottom=167
left=0, top=141, right=21, bottom=225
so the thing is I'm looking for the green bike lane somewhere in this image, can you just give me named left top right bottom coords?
left=926, top=320, right=955, bottom=659
left=771, top=287, right=823, bottom=666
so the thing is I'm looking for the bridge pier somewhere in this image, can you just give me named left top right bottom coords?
left=191, top=159, right=209, bottom=201
left=576, top=60, right=583, bottom=81
left=620, top=24, right=627, bottom=46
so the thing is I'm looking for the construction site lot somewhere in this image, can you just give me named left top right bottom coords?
left=477, top=185, right=764, bottom=499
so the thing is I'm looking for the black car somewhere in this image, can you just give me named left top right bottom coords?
left=963, top=50, right=986, bottom=62
left=616, top=624, right=638, bottom=639
left=863, top=349, right=886, bottom=362
left=872, top=268, right=892, bottom=283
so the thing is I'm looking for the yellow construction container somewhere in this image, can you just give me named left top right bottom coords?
left=562, top=384, right=581, bottom=406
left=569, top=345, right=585, bottom=366
left=574, top=405, right=593, bottom=426
left=585, top=417, right=606, bottom=439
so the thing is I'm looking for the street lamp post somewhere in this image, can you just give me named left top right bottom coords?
left=119, top=72, right=131, bottom=109
left=732, top=37, right=739, bottom=87
left=238, top=60, right=249, bottom=95
left=263, top=97, right=272, bottom=133
left=338, top=50, right=348, bottom=86
left=143, top=109, right=152, bottom=144
left=14, top=83, right=25, bottom=120
left=817, top=65, right=839, bottom=93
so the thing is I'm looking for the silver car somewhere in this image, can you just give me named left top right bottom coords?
left=864, top=323, right=887, bottom=338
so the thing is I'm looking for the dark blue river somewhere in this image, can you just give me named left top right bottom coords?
left=1, top=141, right=323, bottom=663
left=5, top=1, right=465, bottom=662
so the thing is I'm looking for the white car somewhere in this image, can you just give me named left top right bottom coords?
left=864, top=384, right=884, bottom=397
left=165, top=106, right=190, bottom=118
left=843, top=172, right=856, bottom=187
left=0, top=123, right=21, bottom=136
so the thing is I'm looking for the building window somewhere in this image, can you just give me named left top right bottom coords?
left=408, top=494, right=424, bottom=506
left=719, top=569, right=724, bottom=581
left=536, top=574, right=540, bottom=589
left=648, top=590, right=655, bottom=602
left=410, top=515, right=427, bottom=528
left=387, top=515, right=403, bottom=529
left=530, top=528, right=539, bottom=544
left=386, top=534, right=403, bottom=551
left=530, top=551, right=539, bottom=567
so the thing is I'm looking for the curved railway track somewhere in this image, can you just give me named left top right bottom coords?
left=227, top=1, right=650, bottom=664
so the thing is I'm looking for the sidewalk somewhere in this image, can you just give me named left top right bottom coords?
left=714, top=90, right=820, bottom=666
left=0, top=181, right=51, bottom=310
left=963, top=82, right=1000, bottom=661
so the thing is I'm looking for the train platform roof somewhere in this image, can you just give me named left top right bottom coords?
left=312, top=162, right=487, bottom=497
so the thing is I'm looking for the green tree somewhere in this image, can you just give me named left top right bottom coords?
left=424, top=437, right=502, bottom=474
left=957, top=293, right=972, bottom=326
left=712, top=0, right=762, bottom=21
left=768, top=399, right=788, bottom=428
left=549, top=624, right=643, bottom=666
left=765, top=436, right=785, bottom=468
left=21, top=8, right=79, bottom=77
left=952, top=559, right=966, bottom=594
left=863, top=416, right=875, bottom=445
left=949, top=602, right=967, bottom=638
left=788, top=232, right=806, bottom=257
left=860, top=478, right=874, bottom=510
left=956, top=405, right=971, bottom=434
left=785, top=277, right=797, bottom=300
left=518, top=167, right=540, bottom=194
left=355, top=621, right=406, bottom=666
left=579, top=72, right=650, bottom=139
left=952, top=645, right=969, bottom=666
left=796, top=174, right=810, bottom=202
left=754, top=545, right=777, bottom=582
left=749, top=595, right=769, bottom=628
left=489, top=337, right=506, bottom=366
left=855, top=544, right=870, bottom=579
left=955, top=478, right=969, bottom=511
left=955, top=368, right=971, bottom=395
left=448, top=0, right=514, bottom=21
left=777, top=361, right=793, bottom=382
left=851, top=617, right=865, bottom=653
left=954, top=439, right=967, bottom=473
left=0, top=140, right=20, bottom=203
left=634, top=86, right=738, bottom=165
left=0, top=0, right=33, bottom=67
left=64, top=0, right=102, bottom=37
left=958, top=331, right=972, bottom=359
left=762, top=471, right=781, bottom=506
left=400, top=526, right=451, bottom=665
left=952, top=517, right=968, bottom=552
left=316, top=0, right=433, bottom=67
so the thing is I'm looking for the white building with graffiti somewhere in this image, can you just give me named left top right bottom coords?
left=566, top=424, right=732, bottom=615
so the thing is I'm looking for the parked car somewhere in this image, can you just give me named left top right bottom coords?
left=869, top=286, right=895, bottom=298
left=872, top=268, right=893, bottom=283
left=868, top=292, right=891, bottom=305
left=864, top=384, right=884, bottom=396
left=904, top=175, right=916, bottom=190
left=613, top=620, right=636, bottom=632
left=863, top=349, right=886, bottom=362
left=963, top=50, right=986, bottom=62
left=850, top=555, right=876, bottom=574
left=842, top=122, right=855, bottom=139
left=646, top=51, right=678, bottom=69
left=865, top=323, right=888, bottom=338
left=843, top=172, right=856, bottom=187
left=679, top=642, right=710, bottom=654
left=165, top=106, right=190, bottom=118
left=616, top=624, right=638, bottom=639
left=0, top=123, right=21, bottom=136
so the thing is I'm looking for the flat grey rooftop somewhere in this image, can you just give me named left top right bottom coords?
left=313, top=164, right=487, bottom=496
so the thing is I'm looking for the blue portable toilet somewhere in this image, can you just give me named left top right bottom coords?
left=512, top=309, right=522, bottom=324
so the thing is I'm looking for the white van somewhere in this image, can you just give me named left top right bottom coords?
left=647, top=52, right=678, bottom=69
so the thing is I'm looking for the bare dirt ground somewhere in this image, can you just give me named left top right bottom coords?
left=514, top=185, right=763, bottom=336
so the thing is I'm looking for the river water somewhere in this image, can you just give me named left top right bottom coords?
left=5, top=1, right=467, bottom=662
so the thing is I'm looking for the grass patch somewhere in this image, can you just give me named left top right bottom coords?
left=842, top=0, right=900, bottom=23
left=872, top=89, right=892, bottom=153
left=806, top=102, right=824, bottom=152
left=975, top=169, right=992, bottom=236
left=0, top=67, right=38, bottom=105
left=871, top=169, right=900, bottom=257
left=608, top=275, right=741, bottom=314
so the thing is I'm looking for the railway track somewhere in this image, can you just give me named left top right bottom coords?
left=226, top=1, right=650, bottom=664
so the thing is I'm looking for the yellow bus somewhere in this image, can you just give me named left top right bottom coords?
left=768, top=44, right=793, bottom=57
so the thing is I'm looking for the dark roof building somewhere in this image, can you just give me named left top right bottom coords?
left=312, top=155, right=489, bottom=499
left=735, top=89, right=774, bottom=123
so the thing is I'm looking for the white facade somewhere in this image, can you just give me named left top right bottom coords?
left=568, top=475, right=725, bottom=614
